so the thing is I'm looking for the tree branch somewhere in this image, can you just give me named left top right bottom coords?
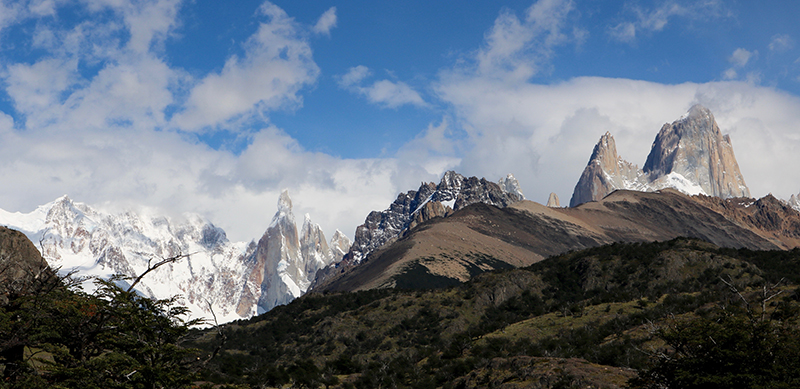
left=126, top=252, right=194, bottom=293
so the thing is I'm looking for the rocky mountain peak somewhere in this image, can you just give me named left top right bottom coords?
left=499, top=174, right=525, bottom=200
left=275, top=189, right=293, bottom=216
left=439, top=170, right=465, bottom=190
left=313, top=171, right=525, bottom=289
left=238, top=191, right=347, bottom=316
left=593, top=131, right=617, bottom=164
left=329, top=230, right=352, bottom=259
left=569, top=132, right=643, bottom=207
left=570, top=106, right=750, bottom=207
left=643, top=104, right=749, bottom=199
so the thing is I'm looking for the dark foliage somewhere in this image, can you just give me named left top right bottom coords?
left=0, top=274, right=202, bottom=388
left=191, top=238, right=800, bottom=388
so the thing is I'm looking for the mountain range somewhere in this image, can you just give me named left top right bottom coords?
left=0, top=172, right=525, bottom=322
left=0, top=192, right=347, bottom=322
left=2, top=105, right=800, bottom=324
left=318, top=104, right=800, bottom=292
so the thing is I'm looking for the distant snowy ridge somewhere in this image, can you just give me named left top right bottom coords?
left=0, top=193, right=350, bottom=324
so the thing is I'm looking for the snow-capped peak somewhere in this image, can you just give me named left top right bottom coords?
left=271, top=190, right=296, bottom=228
left=498, top=173, right=525, bottom=200
left=0, top=197, right=256, bottom=325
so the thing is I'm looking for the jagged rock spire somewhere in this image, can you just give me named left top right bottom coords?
left=569, top=105, right=750, bottom=207
left=569, top=132, right=642, bottom=207
left=644, top=104, right=750, bottom=198
left=546, top=192, right=560, bottom=207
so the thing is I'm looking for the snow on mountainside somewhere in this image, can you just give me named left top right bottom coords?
left=344, top=171, right=524, bottom=265
left=312, top=171, right=525, bottom=289
left=0, top=192, right=350, bottom=324
left=570, top=105, right=750, bottom=207
left=789, top=193, right=800, bottom=212
left=236, top=190, right=343, bottom=316
left=0, top=195, right=251, bottom=324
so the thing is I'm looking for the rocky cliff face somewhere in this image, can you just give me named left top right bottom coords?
left=236, top=190, right=345, bottom=316
left=329, top=230, right=352, bottom=260
left=312, top=171, right=524, bottom=289
left=343, top=171, right=523, bottom=265
left=643, top=105, right=749, bottom=199
left=546, top=192, right=561, bottom=207
left=570, top=105, right=750, bottom=207
left=789, top=193, right=800, bottom=212
left=0, top=227, right=58, bottom=306
left=569, top=132, right=645, bottom=207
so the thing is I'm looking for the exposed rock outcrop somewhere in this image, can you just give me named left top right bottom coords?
left=644, top=105, right=749, bottom=198
left=0, top=227, right=57, bottom=306
left=237, top=190, right=345, bottom=316
left=342, top=171, right=523, bottom=266
left=313, top=171, right=524, bottom=289
left=329, top=230, right=352, bottom=260
left=570, top=105, right=750, bottom=207
left=569, top=132, right=644, bottom=207
left=546, top=192, right=561, bottom=207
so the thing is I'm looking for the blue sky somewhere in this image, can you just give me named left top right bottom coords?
left=2, top=0, right=800, bottom=242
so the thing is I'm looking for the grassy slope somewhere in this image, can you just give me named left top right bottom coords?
left=189, top=238, right=800, bottom=388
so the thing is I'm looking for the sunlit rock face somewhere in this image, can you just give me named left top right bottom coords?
left=546, top=192, right=560, bottom=207
left=237, top=190, right=345, bottom=316
left=570, top=105, right=750, bottom=207
left=569, top=132, right=646, bottom=207
left=643, top=104, right=750, bottom=199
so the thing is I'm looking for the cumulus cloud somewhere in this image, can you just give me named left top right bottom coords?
left=472, top=0, right=579, bottom=81
left=608, top=0, right=729, bottom=43
left=436, top=75, right=800, bottom=207
left=337, top=66, right=427, bottom=108
left=434, top=1, right=800, bottom=207
left=172, top=2, right=319, bottom=131
left=338, top=65, right=371, bottom=88
left=313, top=6, right=337, bottom=36
left=396, top=118, right=462, bottom=175
left=730, top=48, right=755, bottom=67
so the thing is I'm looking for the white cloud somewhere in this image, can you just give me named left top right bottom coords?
left=338, top=65, right=371, bottom=88
left=730, top=48, right=755, bottom=67
left=769, top=34, right=793, bottom=52
left=359, top=79, right=426, bottom=108
left=337, top=66, right=427, bottom=108
left=396, top=118, right=462, bottom=175
left=608, top=22, right=636, bottom=43
left=171, top=1, right=319, bottom=131
left=723, top=48, right=757, bottom=81
left=435, top=74, right=800, bottom=207
left=313, top=6, right=337, bottom=36
left=609, top=0, right=729, bottom=43
left=722, top=68, right=737, bottom=80
left=473, top=0, right=578, bottom=81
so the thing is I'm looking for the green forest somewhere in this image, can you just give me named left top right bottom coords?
left=3, top=238, right=800, bottom=388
